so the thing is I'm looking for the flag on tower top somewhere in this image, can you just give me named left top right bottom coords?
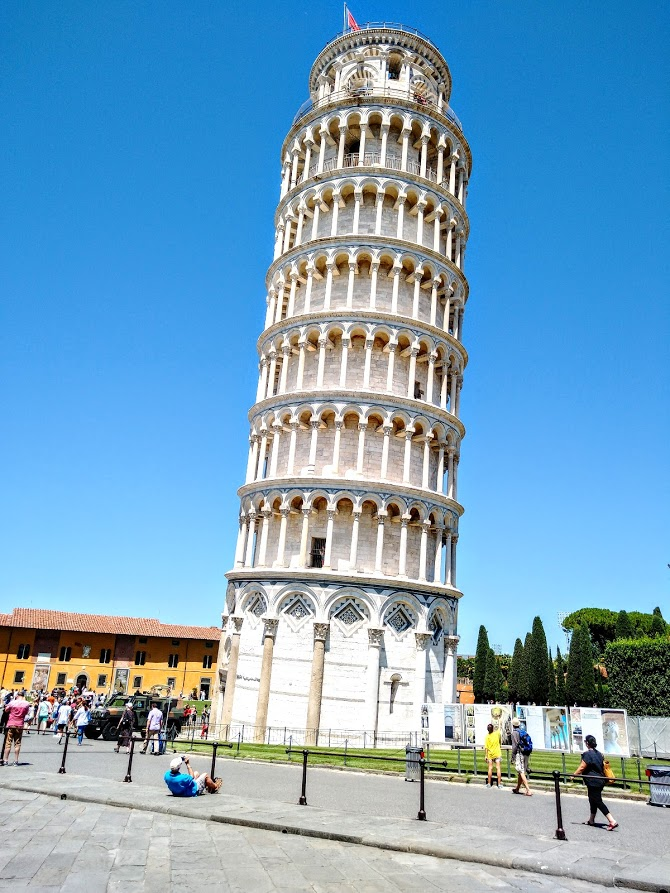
left=345, top=5, right=361, bottom=31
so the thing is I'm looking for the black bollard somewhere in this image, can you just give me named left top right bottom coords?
left=124, top=737, right=136, bottom=783
left=210, top=742, right=219, bottom=780
left=417, top=757, right=427, bottom=821
left=298, top=750, right=308, bottom=806
left=553, top=770, right=567, bottom=840
left=58, top=731, right=70, bottom=774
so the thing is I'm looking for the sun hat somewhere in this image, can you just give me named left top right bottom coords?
left=169, top=757, right=183, bottom=771
left=512, top=717, right=520, bottom=727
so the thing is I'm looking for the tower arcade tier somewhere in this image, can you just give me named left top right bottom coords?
left=215, top=24, right=472, bottom=744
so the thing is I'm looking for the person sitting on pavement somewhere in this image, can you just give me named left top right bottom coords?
left=510, top=717, right=532, bottom=796
left=1, top=691, right=30, bottom=765
left=141, top=702, right=163, bottom=754
left=164, top=756, right=221, bottom=796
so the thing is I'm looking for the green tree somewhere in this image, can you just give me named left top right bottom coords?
left=615, top=610, right=634, bottom=639
left=547, top=648, right=557, bottom=704
left=605, top=638, right=670, bottom=715
left=653, top=606, right=664, bottom=618
left=518, top=632, right=533, bottom=704
left=494, top=656, right=507, bottom=703
left=528, top=616, right=549, bottom=704
left=650, top=614, right=666, bottom=637
left=473, top=625, right=489, bottom=703
left=555, top=646, right=567, bottom=705
left=483, top=648, right=497, bottom=702
left=566, top=623, right=597, bottom=706
left=508, top=638, right=524, bottom=702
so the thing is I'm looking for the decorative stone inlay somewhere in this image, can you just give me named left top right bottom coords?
left=385, top=603, right=415, bottom=635
left=248, top=594, right=267, bottom=618
left=281, top=594, right=315, bottom=631
left=429, top=612, right=444, bottom=645
left=415, top=632, right=432, bottom=651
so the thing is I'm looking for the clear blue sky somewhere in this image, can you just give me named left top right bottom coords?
left=1, top=1, right=668, bottom=655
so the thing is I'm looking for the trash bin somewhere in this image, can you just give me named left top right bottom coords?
left=646, top=765, right=670, bottom=807
left=405, top=745, right=424, bottom=782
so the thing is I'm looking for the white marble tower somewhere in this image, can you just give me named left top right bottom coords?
left=213, top=22, right=471, bottom=743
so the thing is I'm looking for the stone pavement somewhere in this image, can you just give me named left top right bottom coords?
left=0, top=788, right=624, bottom=893
left=0, top=768, right=668, bottom=891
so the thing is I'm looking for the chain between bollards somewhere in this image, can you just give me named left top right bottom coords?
left=553, top=770, right=566, bottom=840
left=124, top=737, right=136, bottom=783
left=417, top=757, right=427, bottom=821
left=298, top=749, right=308, bottom=805
left=58, top=731, right=70, bottom=774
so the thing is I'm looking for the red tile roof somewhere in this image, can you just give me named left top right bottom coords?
left=1, top=608, right=219, bottom=641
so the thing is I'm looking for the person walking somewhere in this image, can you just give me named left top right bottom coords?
left=484, top=722, right=502, bottom=788
left=73, top=701, right=90, bottom=745
left=37, top=698, right=50, bottom=734
left=141, top=702, right=163, bottom=754
left=56, top=700, right=72, bottom=744
left=511, top=717, right=532, bottom=796
left=115, top=701, right=134, bottom=754
left=573, top=734, right=618, bottom=830
left=1, top=691, right=30, bottom=765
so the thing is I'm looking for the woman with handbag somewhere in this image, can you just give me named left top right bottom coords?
left=573, top=734, right=619, bottom=830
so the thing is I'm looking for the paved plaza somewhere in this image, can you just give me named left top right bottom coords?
left=0, top=734, right=668, bottom=891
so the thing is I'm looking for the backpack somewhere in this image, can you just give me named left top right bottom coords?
left=518, top=728, right=533, bottom=755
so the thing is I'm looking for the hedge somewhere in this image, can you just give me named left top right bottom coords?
left=604, top=637, right=670, bottom=716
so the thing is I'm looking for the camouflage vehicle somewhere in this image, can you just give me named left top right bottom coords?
left=85, top=691, right=185, bottom=741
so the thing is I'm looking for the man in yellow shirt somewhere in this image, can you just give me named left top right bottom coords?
left=484, top=722, right=502, bottom=788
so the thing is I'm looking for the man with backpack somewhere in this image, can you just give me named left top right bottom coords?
left=511, top=717, right=533, bottom=796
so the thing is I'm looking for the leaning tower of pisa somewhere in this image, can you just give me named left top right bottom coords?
left=214, top=22, right=471, bottom=743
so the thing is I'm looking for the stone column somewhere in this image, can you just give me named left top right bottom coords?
left=296, top=341, right=306, bottom=389
left=356, top=423, right=367, bottom=475
left=257, top=507, right=271, bottom=567
left=286, top=422, right=299, bottom=476
left=442, top=635, right=460, bottom=705
left=433, top=525, right=444, bottom=583
left=374, top=513, right=386, bottom=572
left=436, top=445, right=445, bottom=493
left=299, top=508, right=311, bottom=567
left=323, top=508, right=336, bottom=568
left=233, top=517, right=247, bottom=568
left=255, top=431, right=268, bottom=481
left=245, top=435, right=259, bottom=484
left=398, top=516, right=409, bottom=577
left=337, top=125, right=346, bottom=167
left=385, top=343, right=396, bottom=393
left=419, top=519, right=430, bottom=581
left=349, top=510, right=361, bottom=569
left=254, top=618, right=279, bottom=741
left=375, top=193, right=384, bottom=235
left=324, top=261, right=334, bottom=307
left=447, top=449, right=455, bottom=498
left=365, top=628, right=384, bottom=735
left=414, top=633, right=431, bottom=730
left=352, top=192, right=362, bottom=234
left=426, top=353, right=436, bottom=403
left=369, top=261, right=378, bottom=309
left=346, top=261, right=356, bottom=307
left=445, top=531, right=453, bottom=586
left=363, top=337, right=373, bottom=387
left=220, top=616, right=244, bottom=728
left=278, top=343, right=291, bottom=392
left=275, top=508, right=289, bottom=567
left=331, top=420, right=343, bottom=474
left=390, top=268, right=400, bottom=314
left=305, top=623, right=329, bottom=745
left=244, top=514, right=257, bottom=567
left=419, top=136, right=428, bottom=178
left=316, top=336, right=327, bottom=387
left=339, top=336, right=349, bottom=387
left=421, top=434, right=433, bottom=488
left=402, top=429, right=413, bottom=484
left=307, top=419, right=320, bottom=474
left=269, top=423, right=282, bottom=477
left=407, top=347, right=418, bottom=398
left=380, top=424, right=392, bottom=479
left=449, top=154, right=457, bottom=195
left=451, top=535, right=458, bottom=587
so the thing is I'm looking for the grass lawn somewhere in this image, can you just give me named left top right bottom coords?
left=177, top=738, right=666, bottom=791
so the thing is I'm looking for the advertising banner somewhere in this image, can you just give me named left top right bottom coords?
left=422, top=703, right=463, bottom=744
left=570, top=707, right=629, bottom=756
left=516, top=706, right=570, bottom=751
left=464, top=704, right=513, bottom=747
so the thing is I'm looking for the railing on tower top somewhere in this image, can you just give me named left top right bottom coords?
left=292, top=86, right=463, bottom=130
left=307, top=153, right=439, bottom=184
left=325, top=22, right=438, bottom=49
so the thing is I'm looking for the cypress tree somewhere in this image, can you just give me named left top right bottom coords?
left=615, top=610, right=634, bottom=639
left=651, top=613, right=666, bottom=637
left=566, top=623, right=597, bottom=706
left=653, top=606, right=663, bottom=618
left=484, top=648, right=497, bottom=702
left=508, top=638, right=524, bottom=703
left=547, top=648, right=557, bottom=704
left=555, top=646, right=567, bottom=705
left=528, top=616, right=549, bottom=704
left=518, top=632, right=533, bottom=704
left=473, top=625, right=489, bottom=702
left=494, top=656, right=506, bottom=703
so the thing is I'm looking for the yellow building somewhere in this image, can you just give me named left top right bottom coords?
left=0, top=608, right=220, bottom=699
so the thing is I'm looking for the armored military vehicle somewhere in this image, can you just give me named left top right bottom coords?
left=85, top=691, right=185, bottom=740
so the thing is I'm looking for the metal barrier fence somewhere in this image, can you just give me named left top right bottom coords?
left=174, top=721, right=422, bottom=750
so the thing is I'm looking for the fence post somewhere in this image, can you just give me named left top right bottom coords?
left=298, top=750, right=308, bottom=805
left=210, top=742, right=219, bottom=780
left=124, top=737, right=136, bottom=783
left=561, top=752, right=567, bottom=783
left=620, top=757, right=627, bottom=789
left=457, top=748, right=461, bottom=775
left=553, top=770, right=567, bottom=840
left=344, top=738, right=348, bottom=767
left=473, top=746, right=477, bottom=776
left=267, top=726, right=271, bottom=746
left=288, top=735, right=292, bottom=761
left=58, top=731, right=70, bottom=774
left=283, top=726, right=286, bottom=745
left=637, top=758, right=643, bottom=793
left=237, top=732, right=241, bottom=754
left=417, top=758, right=427, bottom=821
left=506, top=749, right=511, bottom=779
